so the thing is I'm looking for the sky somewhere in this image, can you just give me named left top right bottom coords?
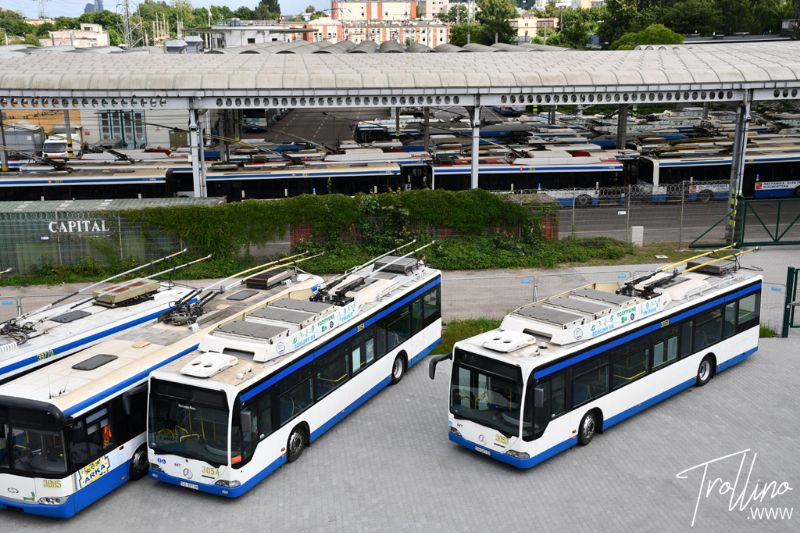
left=4, top=0, right=326, bottom=19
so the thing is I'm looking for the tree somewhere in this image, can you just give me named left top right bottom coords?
left=476, top=0, right=516, bottom=44
left=611, top=23, right=684, bottom=49
left=450, top=23, right=484, bottom=46
left=655, top=0, right=720, bottom=36
left=558, top=7, right=607, bottom=48
left=254, top=0, right=281, bottom=20
left=598, top=0, right=658, bottom=46
left=437, top=4, right=469, bottom=23
left=23, top=32, right=40, bottom=46
left=233, top=6, right=257, bottom=19
left=305, top=5, right=316, bottom=13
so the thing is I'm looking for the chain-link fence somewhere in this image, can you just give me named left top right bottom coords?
left=498, top=180, right=732, bottom=247
left=0, top=211, right=181, bottom=274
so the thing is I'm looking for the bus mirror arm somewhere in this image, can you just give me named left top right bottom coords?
left=428, top=353, right=452, bottom=380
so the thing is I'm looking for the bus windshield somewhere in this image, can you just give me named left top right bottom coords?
left=148, top=380, right=230, bottom=467
left=0, top=413, right=67, bottom=477
left=450, top=349, right=523, bottom=437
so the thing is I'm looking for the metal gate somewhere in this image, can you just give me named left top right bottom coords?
left=782, top=266, right=800, bottom=338
left=690, top=197, right=800, bottom=248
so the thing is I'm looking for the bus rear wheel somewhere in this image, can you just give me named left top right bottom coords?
left=130, top=444, right=149, bottom=480
left=287, top=426, right=307, bottom=463
left=390, top=354, right=407, bottom=385
left=699, top=189, right=713, bottom=203
left=578, top=411, right=598, bottom=446
left=575, top=194, right=592, bottom=208
left=696, top=356, right=714, bottom=386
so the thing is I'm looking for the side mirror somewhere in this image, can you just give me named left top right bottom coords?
left=428, top=353, right=452, bottom=380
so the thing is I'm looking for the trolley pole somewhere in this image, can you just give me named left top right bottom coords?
left=726, top=95, right=751, bottom=245
left=0, top=110, right=8, bottom=172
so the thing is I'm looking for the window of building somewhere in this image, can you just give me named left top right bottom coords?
left=98, top=111, right=146, bottom=149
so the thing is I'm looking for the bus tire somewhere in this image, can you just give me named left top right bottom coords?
left=390, top=353, right=407, bottom=385
left=578, top=411, right=599, bottom=446
left=130, top=444, right=149, bottom=481
left=575, top=194, right=592, bottom=208
left=287, top=425, right=308, bottom=463
left=696, top=355, right=715, bottom=387
left=699, top=189, right=713, bottom=203
left=794, top=186, right=800, bottom=198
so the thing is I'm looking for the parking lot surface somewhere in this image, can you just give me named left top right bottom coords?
left=3, top=339, right=797, bottom=532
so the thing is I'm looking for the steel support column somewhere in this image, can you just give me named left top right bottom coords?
left=395, top=107, right=400, bottom=139
left=548, top=105, right=556, bottom=125
left=423, top=107, right=430, bottom=152
left=0, top=110, right=8, bottom=172
left=189, top=108, right=207, bottom=198
left=63, top=110, right=73, bottom=158
left=616, top=105, right=628, bottom=149
left=221, top=109, right=229, bottom=163
left=726, top=96, right=751, bottom=244
left=471, top=104, right=481, bottom=189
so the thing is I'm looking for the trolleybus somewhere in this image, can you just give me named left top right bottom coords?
left=429, top=250, right=761, bottom=469
left=0, top=261, right=321, bottom=517
left=147, top=246, right=442, bottom=497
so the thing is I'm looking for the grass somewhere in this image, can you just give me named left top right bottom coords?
left=438, top=319, right=502, bottom=355
left=759, top=325, right=778, bottom=338
left=561, top=242, right=703, bottom=268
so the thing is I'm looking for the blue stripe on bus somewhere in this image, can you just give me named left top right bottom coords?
left=0, top=460, right=131, bottom=518
left=207, top=169, right=400, bottom=181
left=240, top=277, right=442, bottom=403
left=433, top=165, right=622, bottom=174
left=533, top=282, right=761, bottom=380
left=753, top=188, right=797, bottom=199
left=452, top=346, right=756, bottom=470
left=152, top=338, right=440, bottom=498
left=0, top=304, right=177, bottom=379
left=63, top=343, right=200, bottom=417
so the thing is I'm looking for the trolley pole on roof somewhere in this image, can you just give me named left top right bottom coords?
left=725, top=94, right=751, bottom=245
left=189, top=105, right=208, bottom=198
left=470, top=103, right=481, bottom=189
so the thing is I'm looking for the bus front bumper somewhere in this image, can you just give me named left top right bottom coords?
left=448, top=430, right=577, bottom=470
left=0, top=495, right=75, bottom=519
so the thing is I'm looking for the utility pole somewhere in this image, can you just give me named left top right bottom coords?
left=726, top=95, right=752, bottom=244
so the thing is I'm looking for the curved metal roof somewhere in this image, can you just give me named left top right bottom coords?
left=0, top=42, right=798, bottom=109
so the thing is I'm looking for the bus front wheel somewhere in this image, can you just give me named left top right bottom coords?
left=578, top=411, right=598, bottom=446
left=287, top=426, right=308, bottom=463
left=696, top=356, right=715, bottom=386
left=390, top=353, right=407, bottom=385
left=130, top=445, right=149, bottom=480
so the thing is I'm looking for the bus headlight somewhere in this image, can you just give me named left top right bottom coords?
left=505, top=449, right=530, bottom=460
left=38, top=496, right=68, bottom=505
left=449, top=427, right=462, bottom=437
left=215, top=479, right=241, bottom=488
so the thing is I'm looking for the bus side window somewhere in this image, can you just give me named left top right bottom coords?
left=126, top=389, right=148, bottom=437
left=422, top=286, right=441, bottom=325
left=694, top=308, right=723, bottom=351
left=652, top=325, right=680, bottom=370
left=411, top=298, right=424, bottom=334
left=571, top=356, right=609, bottom=408
left=680, top=320, right=693, bottom=357
left=386, top=307, right=411, bottom=352
left=723, top=301, right=737, bottom=338
left=737, top=293, right=760, bottom=332
left=257, top=395, right=272, bottom=440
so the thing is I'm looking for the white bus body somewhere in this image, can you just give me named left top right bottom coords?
left=433, top=263, right=761, bottom=469
left=148, top=257, right=442, bottom=498
left=0, top=270, right=321, bottom=517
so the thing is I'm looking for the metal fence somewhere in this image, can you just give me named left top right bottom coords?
left=0, top=211, right=181, bottom=274
left=497, top=181, right=732, bottom=247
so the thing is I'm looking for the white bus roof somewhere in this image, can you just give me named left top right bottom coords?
left=152, top=259, right=441, bottom=395
left=455, top=263, right=761, bottom=376
left=0, top=273, right=321, bottom=417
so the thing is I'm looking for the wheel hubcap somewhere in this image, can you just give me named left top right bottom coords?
left=393, top=359, right=402, bottom=378
left=700, top=361, right=710, bottom=381
left=583, top=417, right=594, bottom=439
left=290, top=433, right=302, bottom=455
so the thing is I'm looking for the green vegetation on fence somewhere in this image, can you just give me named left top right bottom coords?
left=0, top=190, right=637, bottom=285
left=439, top=319, right=503, bottom=355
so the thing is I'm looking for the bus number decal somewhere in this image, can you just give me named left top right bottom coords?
left=76, top=456, right=111, bottom=489
left=201, top=466, right=218, bottom=478
left=661, top=319, right=670, bottom=328
left=37, top=349, right=55, bottom=361
left=495, top=434, right=509, bottom=446
left=42, top=479, right=62, bottom=489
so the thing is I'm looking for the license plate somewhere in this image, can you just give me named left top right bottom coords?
left=180, top=481, right=199, bottom=490
left=474, top=445, right=491, bottom=456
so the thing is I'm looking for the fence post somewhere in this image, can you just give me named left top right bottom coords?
left=626, top=184, right=632, bottom=242
left=679, top=180, right=685, bottom=249
left=571, top=188, right=576, bottom=237
left=117, top=214, right=124, bottom=261
left=782, top=266, right=797, bottom=338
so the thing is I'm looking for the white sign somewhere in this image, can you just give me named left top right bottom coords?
left=48, top=220, right=109, bottom=234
